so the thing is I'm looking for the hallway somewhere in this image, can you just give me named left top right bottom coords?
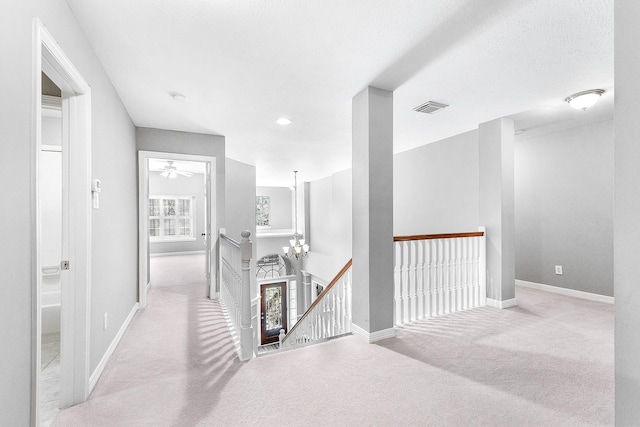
left=52, top=284, right=613, bottom=426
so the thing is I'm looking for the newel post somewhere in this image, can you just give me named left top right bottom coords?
left=478, top=226, right=487, bottom=306
left=240, top=230, right=254, bottom=361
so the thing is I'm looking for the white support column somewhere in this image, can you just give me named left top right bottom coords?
left=615, top=1, right=640, bottom=423
left=351, top=86, right=395, bottom=342
left=479, top=118, right=516, bottom=309
left=239, top=230, right=254, bottom=361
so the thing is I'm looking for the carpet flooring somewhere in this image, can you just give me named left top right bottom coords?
left=52, top=284, right=613, bottom=426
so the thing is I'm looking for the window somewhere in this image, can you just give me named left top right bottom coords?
left=256, top=195, right=270, bottom=227
left=149, top=196, right=195, bottom=241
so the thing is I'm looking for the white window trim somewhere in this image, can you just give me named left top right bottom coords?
left=149, top=195, right=196, bottom=243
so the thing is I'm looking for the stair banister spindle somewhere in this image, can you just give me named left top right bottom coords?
left=392, top=230, right=487, bottom=326
left=239, top=230, right=254, bottom=361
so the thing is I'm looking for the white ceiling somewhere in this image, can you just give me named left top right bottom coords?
left=66, top=0, right=613, bottom=186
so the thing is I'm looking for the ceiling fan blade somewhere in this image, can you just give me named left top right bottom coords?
left=175, top=170, right=193, bottom=177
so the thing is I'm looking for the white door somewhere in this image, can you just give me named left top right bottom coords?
left=205, top=161, right=212, bottom=295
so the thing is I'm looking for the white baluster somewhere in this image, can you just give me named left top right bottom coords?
left=424, top=240, right=433, bottom=317
left=455, top=238, right=461, bottom=312
left=393, top=243, right=401, bottom=325
left=410, top=240, right=417, bottom=322
left=417, top=240, right=425, bottom=320
left=401, top=241, right=408, bottom=324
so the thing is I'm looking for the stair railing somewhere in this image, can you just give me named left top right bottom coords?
left=393, top=227, right=486, bottom=326
left=219, top=229, right=254, bottom=361
left=280, top=259, right=352, bottom=349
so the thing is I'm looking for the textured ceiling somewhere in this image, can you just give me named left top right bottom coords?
left=66, top=0, right=613, bottom=186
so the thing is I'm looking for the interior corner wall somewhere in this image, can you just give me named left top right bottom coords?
left=394, top=130, right=480, bottom=235
left=514, top=119, right=614, bottom=296
left=1, top=1, right=138, bottom=423
left=256, top=186, right=292, bottom=229
left=304, top=169, right=353, bottom=283
left=149, top=172, right=206, bottom=254
left=224, top=158, right=258, bottom=342
left=615, top=1, right=640, bottom=422
left=136, top=127, right=226, bottom=232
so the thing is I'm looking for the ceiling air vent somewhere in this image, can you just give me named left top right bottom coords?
left=413, top=101, right=449, bottom=114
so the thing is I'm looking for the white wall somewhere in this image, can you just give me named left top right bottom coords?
left=256, top=186, right=292, bottom=230
left=614, top=1, right=640, bottom=422
left=515, top=119, right=614, bottom=296
left=394, top=130, right=480, bottom=235
left=149, top=171, right=205, bottom=254
left=224, top=159, right=259, bottom=344
left=304, top=169, right=353, bottom=283
left=304, top=131, right=479, bottom=284
left=0, top=1, right=137, bottom=424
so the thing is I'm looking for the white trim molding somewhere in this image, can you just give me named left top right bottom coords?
left=486, top=298, right=518, bottom=309
left=89, top=303, right=139, bottom=393
left=516, top=280, right=614, bottom=304
left=149, top=250, right=206, bottom=258
left=351, top=323, right=396, bottom=343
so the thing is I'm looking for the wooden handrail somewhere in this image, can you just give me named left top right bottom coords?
left=282, top=259, right=353, bottom=344
left=393, top=231, right=484, bottom=242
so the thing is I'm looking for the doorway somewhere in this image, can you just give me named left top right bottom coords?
left=39, top=86, right=64, bottom=425
left=260, top=282, right=287, bottom=344
left=138, top=152, right=216, bottom=307
left=33, top=19, right=92, bottom=425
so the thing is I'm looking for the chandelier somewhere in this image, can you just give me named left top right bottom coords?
left=283, top=171, right=309, bottom=259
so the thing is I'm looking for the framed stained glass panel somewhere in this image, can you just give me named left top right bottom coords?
left=256, top=196, right=270, bottom=227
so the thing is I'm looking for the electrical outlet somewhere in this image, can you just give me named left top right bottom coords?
left=103, top=312, right=108, bottom=331
left=555, top=265, right=563, bottom=275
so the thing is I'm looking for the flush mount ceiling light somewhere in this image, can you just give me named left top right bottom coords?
left=565, top=89, right=604, bottom=111
left=276, top=117, right=292, bottom=125
left=171, top=93, right=186, bottom=103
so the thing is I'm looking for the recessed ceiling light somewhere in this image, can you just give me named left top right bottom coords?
left=565, top=89, right=604, bottom=111
left=276, top=117, right=292, bottom=125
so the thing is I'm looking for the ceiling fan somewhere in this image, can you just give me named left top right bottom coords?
left=160, top=161, right=193, bottom=179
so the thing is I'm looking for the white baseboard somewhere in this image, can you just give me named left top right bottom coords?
left=516, top=279, right=614, bottom=304
left=351, top=323, right=396, bottom=343
left=89, top=303, right=139, bottom=393
left=486, top=297, right=518, bottom=309
left=150, top=250, right=206, bottom=257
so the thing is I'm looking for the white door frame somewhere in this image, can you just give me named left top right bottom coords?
left=32, top=19, right=92, bottom=424
left=138, top=151, right=216, bottom=307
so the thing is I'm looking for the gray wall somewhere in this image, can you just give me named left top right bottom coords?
left=0, top=1, right=138, bottom=424
left=304, top=169, right=353, bottom=283
left=224, top=159, right=259, bottom=343
left=224, top=158, right=257, bottom=291
left=615, top=1, right=640, bottom=422
left=149, top=171, right=205, bottom=254
left=394, top=130, right=479, bottom=235
left=515, top=119, right=614, bottom=297
left=137, top=128, right=226, bottom=289
left=224, top=159, right=256, bottom=243
left=136, top=127, right=226, bottom=232
left=256, top=186, right=292, bottom=229
left=305, top=131, right=480, bottom=284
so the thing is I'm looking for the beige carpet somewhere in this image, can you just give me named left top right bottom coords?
left=52, top=284, right=613, bottom=426
left=150, top=253, right=206, bottom=287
